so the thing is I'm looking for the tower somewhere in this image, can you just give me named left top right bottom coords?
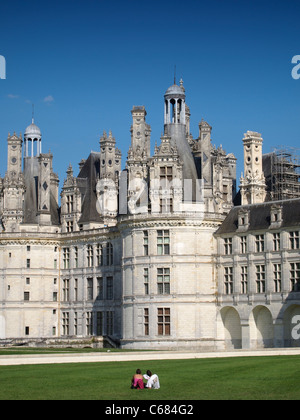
left=130, top=106, right=151, bottom=159
left=240, top=131, right=267, bottom=205
left=24, top=116, right=42, bottom=158
left=164, top=80, right=198, bottom=196
left=2, top=133, right=25, bottom=231
left=99, top=130, right=122, bottom=182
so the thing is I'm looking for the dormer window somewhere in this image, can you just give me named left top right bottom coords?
left=270, top=204, right=283, bottom=228
left=238, top=209, right=250, bottom=231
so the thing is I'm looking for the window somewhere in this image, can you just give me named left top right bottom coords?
left=273, top=233, right=281, bottom=251
left=273, top=264, right=282, bottom=292
left=27, top=246, right=31, bottom=252
left=74, top=247, right=78, bottom=268
left=106, top=277, right=113, bottom=300
left=241, top=266, right=248, bottom=294
left=74, top=312, right=78, bottom=336
left=144, top=308, right=149, bottom=336
left=160, top=166, right=173, bottom=188
left=290, top=263, right=300, bottom=292
left=53, top=292, right=58, bottom=302
left=96, top=244, right=103, bottom=266
left=255, top=235, right=265, bottom=253
left=25, top=326, right=30, bottom=336
left=87, top=278, right=93, bottom=300
left=26, top=277, right=30, bottom=285
left=158, top=308, right=171, bottom=336
left=224, top=267, right=233, bottom=294
left=63, top=248, right=70, bottom=269
left=26, top=259, right=30, bottom=268
left=74, top=278, right=78, bottom=301
left=63, top=279, right=70, bottom=301
left=143, top=231, right=149, bottom=256
left=87, top=245, right=94, bottom=267
left=106, top=243, right=113, bottom=266
left=290, top=232, right=300, bottom=250
left=157, top=268, right=170, bottom=294
left=144, top=268, right=149, bottom=295
left=224, top=238, right=233, bottom=255
left=62, top=312, right=69, bottom=335
left=97, top=277, right=104, bottom=300
left=106, top=311, right=114, bottom=335
left=240, top=236, right=247, bottom=254
left=66, top=221, right=73, bottom=232
left=86, top=312, right=93, bottom=336
left=24, top=291, right=30, bottom=301
left=157, top=230, right=170, bottom=255
left=97, top=312, right=103, bottom=336
left=256, top=265, right=266, bottom=293
left=66, top=195, right=74, bottom=213
left=160, top=198, right=173, bottom=214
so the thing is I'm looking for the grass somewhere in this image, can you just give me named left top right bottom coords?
left=0, top=355, right=300, bottom=400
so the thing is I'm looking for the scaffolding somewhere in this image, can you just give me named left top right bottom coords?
left=271, top=146, right=300, bottom=201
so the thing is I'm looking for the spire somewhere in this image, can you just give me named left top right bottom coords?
left=32, top=104, right=35, bottom=124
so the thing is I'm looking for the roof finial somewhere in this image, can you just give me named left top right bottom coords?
left=32, top=104, right=34, bottom=124
left=174, top=65, right=176, bottom=85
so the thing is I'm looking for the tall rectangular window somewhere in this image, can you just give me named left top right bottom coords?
left=256, top=265, right=266, bottom=293
left=74, top=246, right=78, bottom=268
left=224, top=238, right=233, bottom=255
left=255, top=235, right=265, bottom=253
left=290, top=263, right=300, bottom=292
left=97, top=312, right=103, bottom=336
left=96, top=244, right=103, bottom=266
left=86, top=312, right=93, bottom=336
left=106, top=277, right=113, bottom=300
left=273, top=233, right=281, bottom=251
left=144, top=268, right=149, bottom=295
left=74, top=278, right=78, bottom=301
left=62, top=312, right=69, bottom=336
left=87, top=278, right=93, bottom=300
left=144, top=308, right=149, bottom=336
left=63, top=248, right=70, bottom=269
left=87, top=245, right=94, bottom=267
left=241, top=266, right=248, bottom=294
left=106, top=311, right=114, bottom=335
left=143, top=231, right=149, bottom=256
left=240, top=236, right=247, bottom=254
left=97, top=277, right=103, bottom=300
left=66, top=195, right=74, bottom=213
left=74, top=312, right=78, bottom=335
left=158, top=308, right=171, bottom=336
left=273, top=264, right=282, bottom=292
left=224, top=266, right=233, bottom=295
left=290, top=232, right=300, bottom=250
left=157, top=230, right=170, bottom=255
left=157, top=268, right=170, bottom=294
left=63, top=279, right=70, bottom=301
left=106, top=243, right=113, bottom=266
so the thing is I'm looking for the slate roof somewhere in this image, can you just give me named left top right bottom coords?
left=215, top=199, right=300, bottom=236
left=77, top=152, right=102, bottom=224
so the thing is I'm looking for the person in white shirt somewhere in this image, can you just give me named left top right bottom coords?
left=143, top=370, right=160, bottom=389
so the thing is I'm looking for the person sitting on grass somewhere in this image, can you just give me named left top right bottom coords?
left=131, top=369, right=145, bottom=389
left=143, top=370, right=160, bottom=389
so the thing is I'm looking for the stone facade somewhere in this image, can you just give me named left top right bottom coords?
left=0, top=81, right=299, bottom=350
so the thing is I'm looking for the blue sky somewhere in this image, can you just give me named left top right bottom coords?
left=1, top=0, right=300, bottom=189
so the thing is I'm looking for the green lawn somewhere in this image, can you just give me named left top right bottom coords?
left=0, top=355, right=299, bottom=400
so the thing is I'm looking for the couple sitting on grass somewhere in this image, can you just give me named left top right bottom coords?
left=131, top=369, right=160, bottom=390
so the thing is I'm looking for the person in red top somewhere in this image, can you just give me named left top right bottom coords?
left=131, top=369, right=145, bottom=389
